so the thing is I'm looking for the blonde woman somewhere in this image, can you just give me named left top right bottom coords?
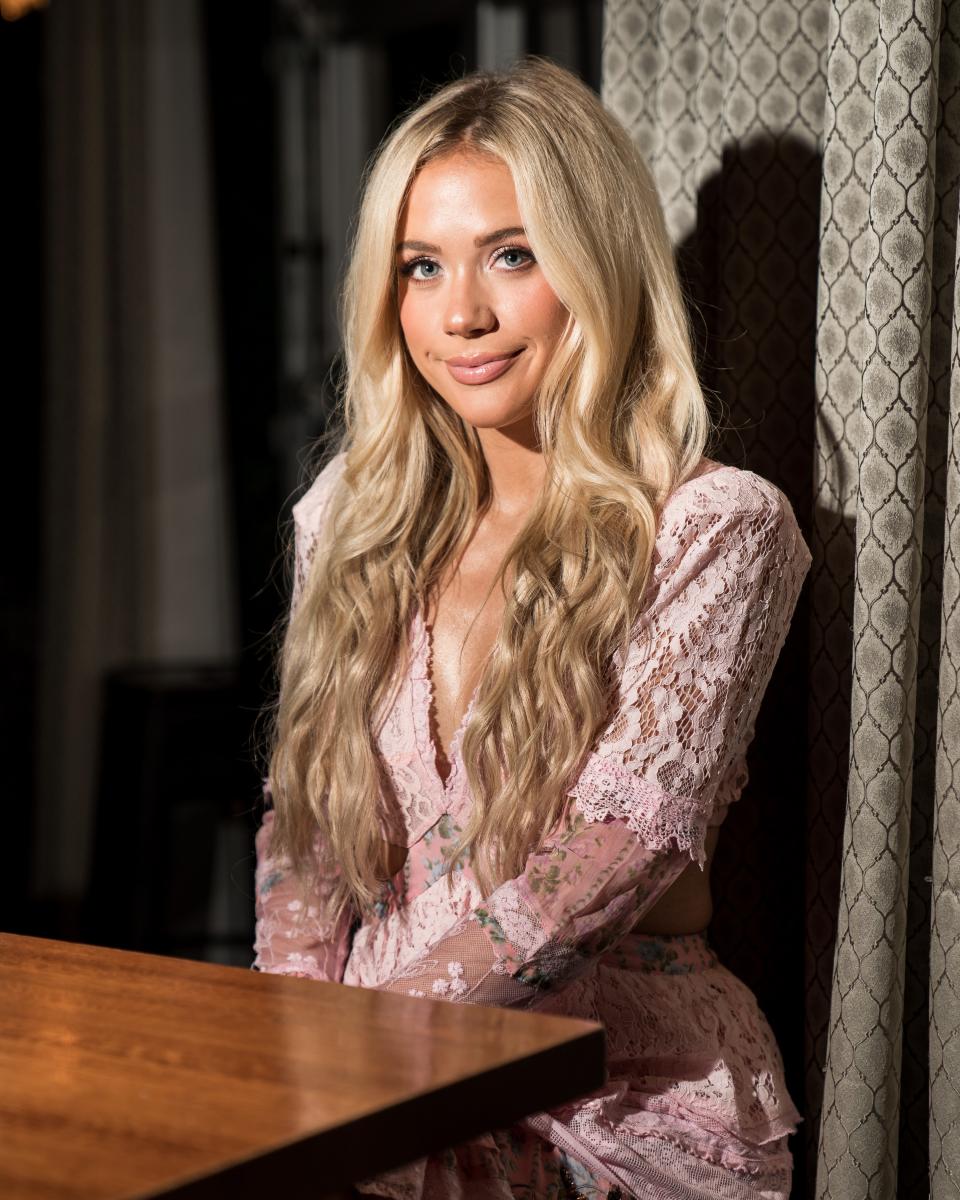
left=254, top=57, right=809, bottom=1200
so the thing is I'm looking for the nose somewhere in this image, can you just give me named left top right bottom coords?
left=442, top=270, right=497, bottom=338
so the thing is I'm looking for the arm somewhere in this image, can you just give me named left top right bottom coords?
left=252, top=803, right=356, bottom=980
left=376, top=808, right=688, bottom=1008
left=376, top=478, right=811, bottom=1009
left=252, top=454, right=356, bottom=981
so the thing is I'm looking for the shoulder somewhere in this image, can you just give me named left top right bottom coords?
left=652, top=459, right=810, bottom=582
left=291, top=451, right=348, bottom=539
left=663, top=458, right=792, bottom=524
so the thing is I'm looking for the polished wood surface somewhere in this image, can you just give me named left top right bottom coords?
left=0, top=933, right=604, bottom=1199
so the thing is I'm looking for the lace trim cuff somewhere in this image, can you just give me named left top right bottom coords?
left=569, top=760, right=711, bottom=869
left=483, top=879, right=550, bottom=962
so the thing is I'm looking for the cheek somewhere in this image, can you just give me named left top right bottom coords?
left=398, top=291, right=431, bottom=362
left=503, top=276, right=568, bottom=344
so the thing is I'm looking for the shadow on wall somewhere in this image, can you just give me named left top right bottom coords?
left=676, top=132, right=853, bottom=1200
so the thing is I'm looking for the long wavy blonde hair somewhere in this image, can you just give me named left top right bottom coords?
left=267, top=56, right=710, bottom=922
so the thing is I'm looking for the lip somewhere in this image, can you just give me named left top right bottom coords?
left=444, top=348, right=523, bottom=385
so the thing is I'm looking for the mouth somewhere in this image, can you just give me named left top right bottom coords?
left=444, top=348, right=524, bottom=385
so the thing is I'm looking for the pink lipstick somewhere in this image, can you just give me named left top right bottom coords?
left=444, top=349, right=523, bottom=385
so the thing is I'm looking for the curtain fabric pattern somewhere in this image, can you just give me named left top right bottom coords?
left=603, top=2, right=960, bottom=1197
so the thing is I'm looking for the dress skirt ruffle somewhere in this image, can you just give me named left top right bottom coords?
left=353, top=932, right=798, bottom=1200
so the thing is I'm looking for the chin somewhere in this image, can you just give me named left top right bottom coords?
left=446, top=399, right=534, bottom=430
left=428, top=379, right=533, bottom=429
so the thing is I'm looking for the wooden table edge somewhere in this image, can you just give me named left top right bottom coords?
left=2, top=933, right=607, bottom=1199
left=137, top=1025, right=605, bottom=1198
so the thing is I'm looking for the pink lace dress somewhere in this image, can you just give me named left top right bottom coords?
left=253, top=454, right=811, bottom=1200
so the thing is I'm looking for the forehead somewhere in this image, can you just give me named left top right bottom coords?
left=398, top=151, right=521, bottom=240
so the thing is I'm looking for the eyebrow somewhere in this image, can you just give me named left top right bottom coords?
left=396, top=226, right=527, bottom=253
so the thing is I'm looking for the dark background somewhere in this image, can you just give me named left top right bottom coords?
left=2, top=0, right=603, bottom=961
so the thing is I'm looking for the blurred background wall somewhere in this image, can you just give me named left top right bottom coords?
left=1, top=0, right=602, bottom=960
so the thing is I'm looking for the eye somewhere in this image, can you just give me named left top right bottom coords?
left=492, top=246, right=535, bottom=271
left=399, top=257, right=441, bottom=282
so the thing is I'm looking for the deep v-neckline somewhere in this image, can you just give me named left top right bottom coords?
left=414, top=604, right=486, bottom=793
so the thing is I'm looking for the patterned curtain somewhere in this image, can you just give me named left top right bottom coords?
left=602, top=2, right=960, bottom=1197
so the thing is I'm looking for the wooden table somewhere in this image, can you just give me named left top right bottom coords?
left=0, top=933, right=605, bottom=1199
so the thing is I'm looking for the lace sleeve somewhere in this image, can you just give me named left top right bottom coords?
left=290, top=452, right=347, bottom=612
left=569, top=474, right=811, bottom=869
left=374, top=807, right=689, bottom=1008
left=252, top=804, right=356, bottom=980
left=252, top=453, right=355, bottom=980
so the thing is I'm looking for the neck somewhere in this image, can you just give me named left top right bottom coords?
left=475, top=414, right=546, bottom=521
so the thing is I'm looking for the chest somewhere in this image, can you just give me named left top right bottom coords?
left=423, top=520, right=517, bottom=783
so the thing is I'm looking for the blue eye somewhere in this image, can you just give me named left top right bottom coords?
left=494, top=246, right=534, bottom=270
left=400, top=257, right=441, bottom=281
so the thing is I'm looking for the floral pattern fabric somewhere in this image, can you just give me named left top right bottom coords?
left=253, top=454, right=811, bottom=1198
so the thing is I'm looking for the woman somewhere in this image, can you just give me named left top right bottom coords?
left=254, top=57, right=810, bottom=1200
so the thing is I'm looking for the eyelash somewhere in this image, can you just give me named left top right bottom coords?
left=398, top=245, right=535, bottom=282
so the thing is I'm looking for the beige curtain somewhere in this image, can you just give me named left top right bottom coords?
left=603, top=1, right=960, bottom=1197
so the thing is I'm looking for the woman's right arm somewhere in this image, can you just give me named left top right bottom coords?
left=252, top=802, right=355, bottom=980
left=252, top=453, right=355, bottom=981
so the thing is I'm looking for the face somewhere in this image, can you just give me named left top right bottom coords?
left=395, top=150, right=569, bottom=435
